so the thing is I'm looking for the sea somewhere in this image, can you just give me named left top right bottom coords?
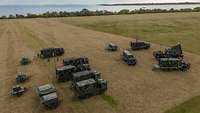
left=0, top=4, right=200, bottom=16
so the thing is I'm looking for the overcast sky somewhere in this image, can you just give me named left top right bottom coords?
left=1, top=0, right=200, bottom=5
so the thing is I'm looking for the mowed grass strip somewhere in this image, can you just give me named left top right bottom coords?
left=165, top=96, right=200, bottom=113
left=61, top=12, right=200, bottom=54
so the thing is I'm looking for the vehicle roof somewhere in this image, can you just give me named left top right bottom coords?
left=109, top=43, right=117, bottom=46
left=41, top=92, right=58, bottom=101
left=38, top=84, right=56, bottom=95
left=56, top=65, right=75, bottom=71
left=160, top=58, right=181, bottom=61
left=73, top=71, right=92, bottom=78
left=123, top=50, right=133, bottom=56
left=76, top=78, right=96, bottom=87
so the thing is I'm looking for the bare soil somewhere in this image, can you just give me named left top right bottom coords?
left=0, top=18, right=200, bottom=113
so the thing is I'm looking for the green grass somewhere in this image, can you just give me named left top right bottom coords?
left=61, top=12, right=200, bottom=54
left=101, top=93, right=117, bottom=107
left=165, top=96, right=200, bottom=113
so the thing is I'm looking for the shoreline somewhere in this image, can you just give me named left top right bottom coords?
left=100, top=2, right=200, bottom=6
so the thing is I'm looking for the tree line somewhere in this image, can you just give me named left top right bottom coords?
left=1, top=7, right=200, bottom=19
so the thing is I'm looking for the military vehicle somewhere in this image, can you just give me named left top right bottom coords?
left=106, top=43, right=118, bottom=51
left=56, top=63, right=91, bottom=82
left=39, top=48, right=64, bottom=59
left=130, top=40, right=150, bottom=50
left=37, top=84, right=59, bottom=109
left=63, top=57, right=89, bottom=67
left=16, top=72, right=29, bottom=83
left=122, top=50, right=137, bottom=65
left=71, top=71, right=107, bottom=98
left=72, top=71, right=101, bottom=83
left=153, top=44, right=183, bottom=60
left=20, top=57, right=31, bottom=65
left=56, top=65, right=76, bottom=82
left=153, top=58, right=190, bottom=71
left=11, top=85, right=26, bottom=96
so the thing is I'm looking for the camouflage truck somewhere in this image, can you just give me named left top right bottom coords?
left=153, top=44, right=183, bottom=60
left=39, top=48, right=64, bottom=59
left=37, top=84, right=59, bottom=109
left=56, top=65, right=76, bottom=82
left=71, top=71, right=107, bottom=98
left=106, top=43, right=118, bottom=51
left=130, top=40, right=150, bottom=50
left=153, top=58, right=190, bottom=71
left=122, top=50, right=137, bottom=65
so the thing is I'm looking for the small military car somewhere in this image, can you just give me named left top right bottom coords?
left=130, top=40, right=150, bottom=50
left=11, top=85, right=26, bottom=96
left=153, top=58, right=190, bottom=71
left=39, top=48, right=64, bottom=59
left=63, top=57, right=89, bottom=67
left=71, top=71, right=107, bottom=98
left=122, top=50, right=137, bottom=65
left=16, top=72, right=29, bottom=83
left=106, top=43, right=118, bottom=51
left=153, top=44, right=183, bottom=60
left=20, top=57, right=31, bottom=65
left=37, top=84, right=59, bottom=109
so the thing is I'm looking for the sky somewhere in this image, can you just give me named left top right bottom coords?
left=0, top=0, right=200, bottom=5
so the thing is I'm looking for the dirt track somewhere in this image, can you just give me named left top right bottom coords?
left=0, top=18, right=200, bottom=113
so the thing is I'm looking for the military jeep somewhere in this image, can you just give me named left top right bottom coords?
left=122, top=50, right=137, bottom=65
left=130, top=40, right=150, bottom=50
left=106, top=43, right=118, bottom=51
left=16, top=72, right=29, bottom=83
left=11, top=85, right=26, bottom=96
left=20, top=57, right=31, bottom=65
left=37, top=84, right=59, bottom=109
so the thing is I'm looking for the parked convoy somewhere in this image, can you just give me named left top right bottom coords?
left=11, top=41, right=190, bottom=110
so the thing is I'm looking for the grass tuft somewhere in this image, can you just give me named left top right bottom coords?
left=101, top=93, right=117, bottom=107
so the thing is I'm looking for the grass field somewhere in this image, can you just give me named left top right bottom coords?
left=1, top=13, right=200, bottom=113
left=60, top=12, right=200, bottom=113
left=61, top=12, right=200, bottom=54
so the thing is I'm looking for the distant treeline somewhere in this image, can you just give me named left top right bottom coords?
left=1, top=7, right=200, bottom=19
